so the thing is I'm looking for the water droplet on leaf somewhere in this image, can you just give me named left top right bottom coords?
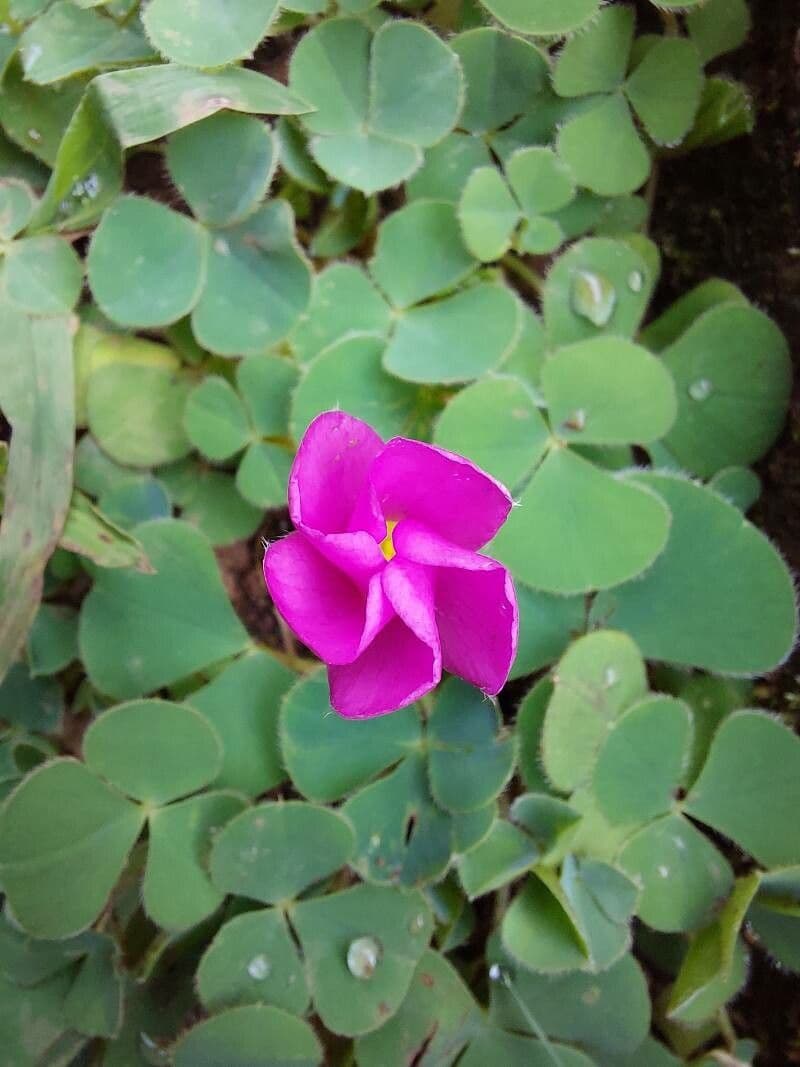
left=139, top=1033, right=171, bottom=1066
left=247, top=954, right=271, bottom=980
left=571, top=270, right=616, bottom=327
left=627, top=270, right=644, bottom=293
left=409, top=913, right=426, bottom=933
left=347, top=936, right=381, bottom=980
left=689, top=378, right=712, bottom=401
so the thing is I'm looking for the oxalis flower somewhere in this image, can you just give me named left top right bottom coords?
left=263, top=411, right=518, bottom=719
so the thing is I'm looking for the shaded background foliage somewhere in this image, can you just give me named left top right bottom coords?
left=0, top=0, right=799, bottom=1065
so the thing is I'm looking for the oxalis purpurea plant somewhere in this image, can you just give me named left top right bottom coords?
left=0, top=0, right=796, bottom=1064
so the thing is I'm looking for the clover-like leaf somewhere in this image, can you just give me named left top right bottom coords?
left=290, top=263, right=391, bottom=364
left=453, top=28, right=548, bottom=135
left=183, top=376, right=252, bottom=463
left=236, top=354, right=298, bottom=436
left=687, top=0, right=751, bottom=63
left=196, top=908, right=310, bottom=1015
left=506, top=146, right=576, bottom=218
left=591, top=473, right=797, bottom=675
left=542, top=336, right=677, bottom=445
left=83, top=699, right=223, bottom=806
left=458, top=167, right=520, bottom=262
left=428, top=679, right=516, bottom=814
left=624, top=38, right=703, bottom=146
left=173, top=1005, right=322, bottom=1067
left=143, top=791, right=246, bottom=933
left=685, top=711, right=800, bottom=867
left=384, top=282, right=521, bottom=385
left=478, top=0, right=600, bottom=36
left=660, top=303, right=791, bottom=477
left=490, top=447, right=671, bottom=596
left=27, top=603, right=78, bottom=678
left=236, top=442, right=293, bottom=509
left=0, top=759, right=145, bottom=938
left=143, top=0, right=281, bottom=68
left=167, top=113, right=276, bottom=228
left=557, top=94, right=650, bottom=196
left=290, top=18, right=463, bottom=193
left=406, top=132, right=493, bottom=203
left=618, top=813, right=733, bottom=933
left=552, top=5, right=634, bottom=97
left=0, top=178, right=37, bottom=239
left=79, top=518, right=250, bottom=699
left=457, top=821, right=538, bottom=900
left=592, top=696, right=693, bottom=826
left=5, top=235, right=83, bottom=315
left=190, top=652, right=294, bottom=798
left=433, top=375, right=549, bottom=490
left=501, top=872, right=589, bottom=973
left=280, top=669, right=421, bottom=804
left=291, top=883, right=433, bottom=1036
left=210, top=801, right=354, bottom=904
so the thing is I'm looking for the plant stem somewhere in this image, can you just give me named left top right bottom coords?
left=501, top=253, right=546, bottom=298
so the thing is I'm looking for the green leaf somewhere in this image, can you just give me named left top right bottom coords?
left=161, top=462, right=261, bottom=547
left=462, top=1030, right=595, bottom=1067
left=708, top=466, right=761, bottom=513
left=384, top=282, right=520, bottom=384
left=83, top=699, right=222, bottom=805
left=60, top=490, right=154, bottom=573
left=210, top=801, right=354, bottom=904
left=591, top=473, right=797, bottom=675
left=501, top=873, right=589, bottom=973
left=516, top=679, right=553, bottom=791
left=543, top=237, right=655, bottom=346
left=88, top=196, right=208, bottom=329
left=592, top=696, right=693, bottom=826
left=143, top=0, right=280, bottom=68
left=542, top=336, right=677, bottom=445
left=453, top=28, right=547, bottom=135
left=428, top=679, right=515, bottom=813
left=196, top=908, right=310, bottom=1015
left=100, top=476, right=171, bottom=528
left=685, top=711, right=800, bottom=867
left=62, top=932, right=123, bottom=1039
left=478, top=0, right=600, bottom=36
left=27, top=603, right=78, bottom=677
left=0, top=970, right=72, bottom=1065
left=506, top=145, right=576, bottom=216
left=0, top=60, right=86, bottom=166
left=311, top=187, right=375, bottom=259
left=173, top=1004, right=322, bottom=1067
left=289, top=262, right=390, bottom=364
left=625, top=38, right=703, bottom=146
left=433, top=375, right=549, bottom=490
left=0, top=306, right=74, bottom=680
left=0, top=179, right=37, bottom=240
left=557, top=93, right=650, bottom=196
left=143, top=791, right=245, bottom=932
left=5, top=235, right=82, bottom=315
left=490, top=946, right=651, bottom=1054
left=511, top=793, right=582, bottom=856
left=560, top=855, right=638, bottom=970
left=541, top=630, right=647, bottom=793
left=290, top=18, right=463, bottom=193
left=370, top=199, right=476, bottom=308
left=640, top=278, right=747, bottom=352
left=167, top=113, right=276, bottom=227
left=0, top=759, right=144, bottom=938
left=683, top=76, right=753, bottom=150
left=553, top=6, right=634, bottom=96
left=500, top=305, right=546, bottom=387
left=676, top=674, right=748, bottom=787
left=191, top=201, right=311, bottom=357
left=458, top=167, right=519, bottom=262
left=237, top=354, right=298, bottom=436
left=660, top=304, right=791, bottom=477
left=79, top=518, right=249, bottom=699
left=190, top=652, right=294, bottom=797
left=19, top=1, right=154, bottom=84
left=0, top=660, right=62, bottom=732
left=749, top=899, right=800, bottom=972
left=489, top=447, right=671, bottom=596
left=87, top=363, right=193, bottom=467
left=406, top=133, right=493, bottom=203
left=292, top=333, right=419, bottom=439
left=184, top=377, right=252, bottom=463
left=236, top=441, right=293, bottom=509
left=457, top=820, right=538, bottom=899
left=276, top=116, right=329, bottom=194
left=343, top=754, right=452, bottom=889
left=280, top=669, right=421, bottom=803
left=291, top=883, right=432, bottom=1036
left=355, top=949, right=478, bottom=1067
left=688, top=0, right=751, bottom=64
left=618, top=813, right=733, bottom=933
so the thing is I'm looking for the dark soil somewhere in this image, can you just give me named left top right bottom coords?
left=646, top=4, right=800, bottom=1062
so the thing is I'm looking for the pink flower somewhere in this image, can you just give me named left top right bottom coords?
left=263, top=411, right=518, bottom=719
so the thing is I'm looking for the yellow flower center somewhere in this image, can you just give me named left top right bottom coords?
left=379, top=520, right=398, bottom=561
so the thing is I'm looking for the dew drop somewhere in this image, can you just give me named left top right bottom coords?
left=603, top=667, right=618, bottom=687
left=409, top=913, right=426, bottom=934
left=627, top=270, right=644, bottom=293
left=27, top=128, right=41, bottom=142
left=247, top=954, right=271, bottom=981
left=689, top=378, right=712, bottom=401
left=571, top=269, right=616, bottom=327
left=139, top=1032, right=171, bottom=1066
left=346, top=936, right=381, bottom=980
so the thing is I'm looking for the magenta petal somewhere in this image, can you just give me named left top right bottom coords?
left=393, top=519, right=498, bottom=572
left=329, top=616, right=441, bottom=719
left=302, top=529, right=385, bottom=591
left=369, top=438, right=513, bottom=550
left=382, top=557, right=440, bottom=654
left=435, top=563, right=518, bottom=695
left=289, top=411, right=385, bottom=538
left=264, top=532, right=371, bottom=666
